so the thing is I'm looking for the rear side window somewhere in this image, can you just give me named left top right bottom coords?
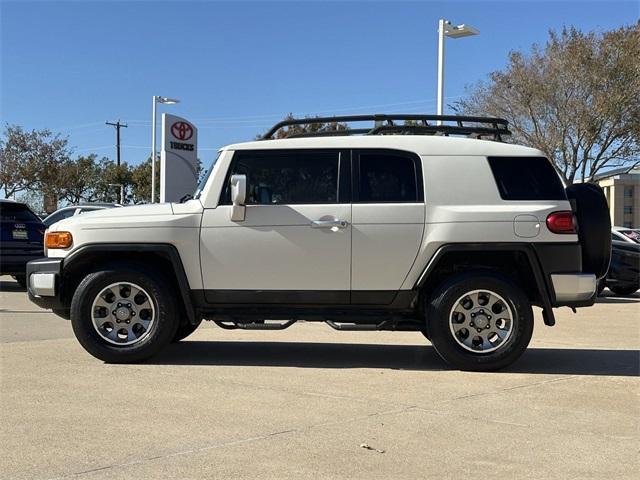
left=356, top=150, right=423, bottom=203
left=0, top=202, right=39, bottom=222
left=222, top=150, right=345, bottom=205
left=488, top=156, right=566, bottom=201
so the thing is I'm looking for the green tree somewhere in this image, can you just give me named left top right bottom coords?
left=258, top=113, right=348, bottom=139
left=0, top=125, right=71, bottom=200
left=57, top=154, right=103, bottom=204
left=456, top=24, right=640, bottom=184
left=130, top=157, right=159, bottom=204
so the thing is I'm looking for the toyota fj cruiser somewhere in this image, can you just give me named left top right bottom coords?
left=26, top=114, right=611, bottom=371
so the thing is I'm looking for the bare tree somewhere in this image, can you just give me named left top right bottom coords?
left=456, top=24, right=640, bottom=184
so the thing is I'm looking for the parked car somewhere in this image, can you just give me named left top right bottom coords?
left=43, top=203, right=121, bottom=228
left=0, top=199, right=45, bottom=287
left=598, top=227, right=640, bottom=296
left=611, top=227, right=640, bottom=244
left=25, top=114, right=611, bottom=371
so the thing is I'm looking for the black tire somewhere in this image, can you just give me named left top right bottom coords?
left=596, top=279, right=606, bottom=296
left=13, top=274, right=27, bottom=289
left=172, top=319, right=202, bottom=342
left=70, top=267, right=179, bottom=363
left=565, top=183, right=611, bottom=279
left=426, top=272, right=534, bottom=371
left=608, top=284, right=638, bottom=296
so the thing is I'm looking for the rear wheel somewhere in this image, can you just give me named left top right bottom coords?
left=426, top=272, right=534, bottom=371
left=608, top=284, right=638, bottom=296
left=70, top=267, right=179, bottom=363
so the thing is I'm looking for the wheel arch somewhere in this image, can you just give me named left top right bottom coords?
left=62, top=243, right=197, bottom=325
left=414, top=243, right=556, bottom=326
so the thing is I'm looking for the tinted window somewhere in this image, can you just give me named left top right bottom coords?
left=488, top=156, right=566, bottom=201
left=0, top=202, right=39, bottom=222
left=44, top=208, right=75, bottom=227
left=357, top=152, right=420, bottom=203
left=224, top=150, right=341, bottom=205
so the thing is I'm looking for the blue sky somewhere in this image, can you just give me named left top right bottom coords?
left=1, top=0, right=638, bottom=167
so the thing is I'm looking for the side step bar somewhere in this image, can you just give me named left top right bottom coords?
left=209, top=317, right=424, bottom=332
left=214, top=320, right=297, bottom=330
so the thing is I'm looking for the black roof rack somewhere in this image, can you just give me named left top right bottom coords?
left=261, top=114, right=511, bottom=141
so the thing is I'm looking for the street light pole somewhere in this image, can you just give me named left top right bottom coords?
left=151, top=97, right=157, bottom=203
left=150, top=96, right=180, bottom=203
left=436, top=19, right=479, bottom=126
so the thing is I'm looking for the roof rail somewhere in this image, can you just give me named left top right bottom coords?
left=261, top=114, right=511, bottom=141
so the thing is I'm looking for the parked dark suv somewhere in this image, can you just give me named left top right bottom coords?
left=0, top=199, right=45, bottom=287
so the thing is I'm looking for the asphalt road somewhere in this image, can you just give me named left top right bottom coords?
left=1, top=276, right=638, bottom=479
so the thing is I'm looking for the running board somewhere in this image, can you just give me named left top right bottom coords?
left=214, top=320, right=297, bottom=330
left=325, top=319, right=423, bottom=331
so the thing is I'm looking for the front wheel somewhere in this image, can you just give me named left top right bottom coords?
left=70, top=267, right=179, bottom=363
left=426, top=272, right=534, bottom=371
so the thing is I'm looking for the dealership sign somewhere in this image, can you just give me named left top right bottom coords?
left=160, top=114, right=198, bottom=203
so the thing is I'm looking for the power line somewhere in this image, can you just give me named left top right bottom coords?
left=105, top=120, right=128, bottom=166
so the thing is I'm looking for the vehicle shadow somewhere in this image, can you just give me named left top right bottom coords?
left=151, top=341, right=639, bottom=377
left=0, top=280, right=26, bottom=292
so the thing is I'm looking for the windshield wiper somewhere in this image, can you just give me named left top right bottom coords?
left=179, top=194, right=193, bottom=203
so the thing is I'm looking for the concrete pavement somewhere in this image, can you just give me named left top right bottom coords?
left=1, top=276, right=638, bottom=479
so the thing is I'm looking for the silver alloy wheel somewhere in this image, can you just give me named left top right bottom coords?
left=91, top=282, right=156, bottom=346
left=448, top=289, right=514, bottom=354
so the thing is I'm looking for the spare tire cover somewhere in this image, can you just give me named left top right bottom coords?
left=565, top=183, right=611, bottom=279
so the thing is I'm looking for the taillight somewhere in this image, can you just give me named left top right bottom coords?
left=546, top=211, right=576, bottom=234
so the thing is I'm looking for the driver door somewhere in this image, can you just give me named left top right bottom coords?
left=199, top=148, right=352, bottom=304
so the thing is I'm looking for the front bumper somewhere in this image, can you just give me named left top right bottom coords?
left=26, top=257, right=66, bottom=313
left=550, top=273, right=597, bottom=307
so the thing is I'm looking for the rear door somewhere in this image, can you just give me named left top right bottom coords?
left=351, top=149, right=425, bottom=304
left=200, top=149, right=352, bottom=304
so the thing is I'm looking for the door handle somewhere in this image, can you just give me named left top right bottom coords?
left=310, top=219, right=349, bottom=229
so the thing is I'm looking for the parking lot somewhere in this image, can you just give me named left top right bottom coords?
left=1, top=275, right=638, bottom=480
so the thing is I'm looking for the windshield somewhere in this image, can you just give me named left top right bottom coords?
left=194, top=151, right=221, bottom=199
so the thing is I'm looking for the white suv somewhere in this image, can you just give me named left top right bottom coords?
left=26, top=115, right=611, bottom=371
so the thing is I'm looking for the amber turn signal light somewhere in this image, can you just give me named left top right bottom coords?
left=45, top=231, right=73, bottom=249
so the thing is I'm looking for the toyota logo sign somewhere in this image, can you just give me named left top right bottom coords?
left=171, top=121, right=194, bottom=141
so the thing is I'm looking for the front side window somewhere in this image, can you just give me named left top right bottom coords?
left=356, top=151, right=422, bottom=203
left=223, top=150, right=341, bottom=205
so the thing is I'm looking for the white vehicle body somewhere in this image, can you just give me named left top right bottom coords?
left=27, top=115, right=610, bottom=370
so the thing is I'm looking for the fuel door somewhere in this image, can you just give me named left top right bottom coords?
left=514, top=214, right=541, bottom=238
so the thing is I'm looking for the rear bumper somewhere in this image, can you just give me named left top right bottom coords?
left=0, top=252, right=44, bottom=275
left=550, top=273, right=597, bottom=306
left=533, top=243, right=597, bottom=308
left=26, top=258, right=67, bottom=313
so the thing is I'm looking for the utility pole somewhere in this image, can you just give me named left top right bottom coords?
left=105, top=120, right=128, bottom=167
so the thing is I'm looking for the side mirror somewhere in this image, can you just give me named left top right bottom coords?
left=230, top=174, right=246, bottom=221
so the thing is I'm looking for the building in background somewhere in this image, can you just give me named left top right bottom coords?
left=595, top=166, right=639, bottom=228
